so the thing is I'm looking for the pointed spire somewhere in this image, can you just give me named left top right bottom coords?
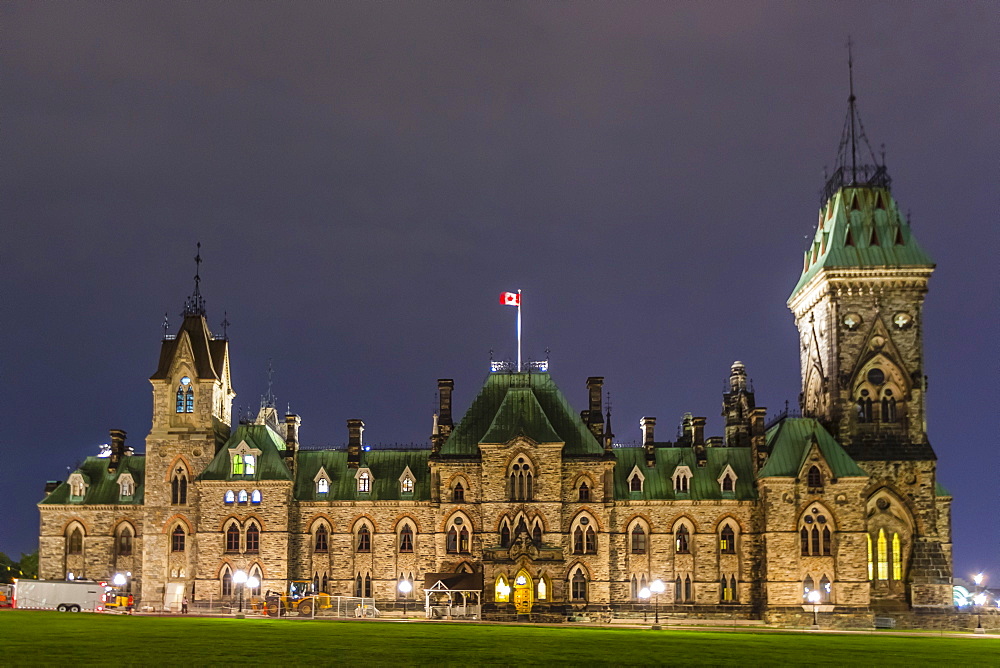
left=183, top=242, right=207, bottom=317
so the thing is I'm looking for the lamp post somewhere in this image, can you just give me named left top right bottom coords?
left=650, top=579, right=665, bottom=629
left=973, top=573, right=985, bottom=634
left=233, top=570, right=247, bottom=614
left=398, top=580, right=412, bottom=618
left=638, top=587, right=650, bottom=623
left=808, top=589, right=821, bottom=629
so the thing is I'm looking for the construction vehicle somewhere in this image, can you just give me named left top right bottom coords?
left=262, top=580, right=331, bottom=617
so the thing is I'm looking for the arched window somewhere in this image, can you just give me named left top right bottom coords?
left=721, top=474, right=734, bottom=492
left=225, top=523, right=240, bottom=552
left=452, top=481, right=465, bottom=502
left=803, top=575, right=814, bottom=599
left=171, top=526, right=186, bottom=552
left=315, top=525, right=329, bottom=552
left=357, top=525, right=371, bottom=553
left=459, top=526, right=470, bottom=553
left=876, top=528, right=888, bottom=580
left=630, top=475, right=642, bottom=492
left=447, top=527, right=458, bottom=553
left=819, top=574, right=831, bottom=603
left=674, top=576, right=682, bottom=602
left=238, top=489, right=248, bottom=503
left=176, top=377, right=193, bottom=413
left=584, top=527, right=596, bottom=554
left=171, top=469, right=188, bottom=505
left=532, top=522, right=542, bottom=545
left=250, top=490, right=262, bottom=504
left=224, top=490, right=235, bottom=504
left=316, top=478, right=329, bottom=494
left=245, top=524, right=260, bottom=553
left=222, top=568, right=233, bottom=597
left=867, top=533, right=874, bottom=580
left=249, top=566, right=262, bottom=596
left=500, top=520, right=511, bottom=548
left=578, top=482, right=590, bottom=502
left=67, top=527, right=83, bottom=555
left=313, top=573, right=320, bottom=593
left=322, top=574, right=329, bottom=593
left=683, top=575, right=692, bottom=602
left=800, top=510, right=832, bottom=556
left=357, top=471, right=370, bottom=493
left=116, top=527, right=133, bottom=556
left=495, top=575, right=510, bottom=602
left=719, top=524, right=735, bottom=554
left=892, top=533, right=902, bottom=580
left=399, top=524, right=414, bottom=553
left=176, top=386, right=185, bottom=413
left=630, top=525, right=646, bottom=554
left=185, top=387, right=194, bottom=413
left=401, top=477, right=414, bottom=494
left=807, top=466, right=823, bottom=489
left=355, top=573, right=372, bottom=598
left=571, top=569, right=587, bottom=601
left=720, top=575, right=737, bottom=603
left=508, top=458, right=533, bottom=501
left=243, top=455, right=256, bottom=476
left=675, top=525, right=690, bottom=554
left=573, top=526, right=584, bottom=554
left=856, top=393, right=874, bottom=423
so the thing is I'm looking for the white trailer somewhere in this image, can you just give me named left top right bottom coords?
left=13, top=579, right=106, bottom=612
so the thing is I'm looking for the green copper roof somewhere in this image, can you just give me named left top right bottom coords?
left=790, top=187, right=934, bottom=300
left=758, top=417, right=866, bottom=479
left=440, top=372, right=603, bottom=457
left=294, top=449, right=431, bottom=501
left=935, top=481, right=951, bottom=497
left=40, top=455, right=146, bottom=505
left=613, top=447, right=756, bottom=500
left=198, top=423, right=292, bottom=481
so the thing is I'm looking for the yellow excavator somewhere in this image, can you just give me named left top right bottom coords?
left=262, top=580, right=331, bottom=617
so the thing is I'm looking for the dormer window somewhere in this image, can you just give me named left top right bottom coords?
left=229, top=441, right=262, bottom=478
left=399, top=466, right=415, bottom=495
left=672, top=466, right=692, bottom=493
left=68, top=473, right=88, bottom=499
left=175, top=376, right=194, bottom=413
left=357, top=469, right=372, bottom=494
left=118, top=473, right=135, bottom=498
left=315, top=466, right=331, bottom=495
left=627, top=466, right=645, bottom=493
left=718, top=465, right=737, bottom=494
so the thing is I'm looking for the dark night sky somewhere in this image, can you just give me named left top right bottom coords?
left=3, top=2, right=997, bottom=581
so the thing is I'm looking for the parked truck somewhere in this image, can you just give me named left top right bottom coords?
left=13, top=579, right=106, bottom=612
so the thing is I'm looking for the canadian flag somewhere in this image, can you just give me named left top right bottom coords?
left=500, top=291, right=520, bottom=306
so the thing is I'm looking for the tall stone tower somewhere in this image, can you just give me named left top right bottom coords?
left=141, top=249, right=235, bottom=605
left=786, top=61, right=951, bottom=609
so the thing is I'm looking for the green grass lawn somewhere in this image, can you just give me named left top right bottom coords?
left=1, top=611, right=996, bottom=667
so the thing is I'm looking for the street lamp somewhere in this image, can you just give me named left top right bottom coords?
left=973, top=573, right=986, bottom=634
left=233, top=570, right=248, bottom=613
left=638, top=587, right=650, bottom=623
left=650, top=579, right=665, bottom=627
left=808, top=589, right=821, bottom=629
left=398, top=579, right=412, bottom=618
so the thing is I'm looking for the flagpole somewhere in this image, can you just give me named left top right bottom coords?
left=517, top=289, right=522, bottom=371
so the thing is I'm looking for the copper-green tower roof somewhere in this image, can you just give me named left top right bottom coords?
left=439, top=371, right=604, bottom=457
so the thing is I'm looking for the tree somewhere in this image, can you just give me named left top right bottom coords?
left=0, top=553, right=16, bottom=584
left=18, top=551, right=38, bottom=579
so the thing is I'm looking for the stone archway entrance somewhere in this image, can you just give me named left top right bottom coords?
left=513, top=569, right=533, bottom=613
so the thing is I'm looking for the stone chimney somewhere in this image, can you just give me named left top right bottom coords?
left=437, top=379, right=454, bottom=438
left=692, top=416, right=707, bottom=466
left=750, top=406, right=768, bottom=471
left=586, top=377, right=604, bottom=438
left=347, top=419, right=364, bottom=468
left=641, top=417, right=656, bottom=467
left=44, top=481, right=62, bottom=496
left=285, top=414, right=301, bottom=453
left=108, top=429, right=127, bottom=472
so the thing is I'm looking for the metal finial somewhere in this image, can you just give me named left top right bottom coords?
left=220, top=311, right=230, bottom=339
left=194, top=242, right=202, bottom=296
left=162, top=312, right=169, bottom=340
left=847, top=36, right=858, bottom=183
left=183, top=242, right=207, bottom=317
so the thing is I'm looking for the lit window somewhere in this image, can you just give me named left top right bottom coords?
left=251, top=490, right=262, bottom=504
left=877, top=529, right=888, bottom=580
left=119, top=475, right=134, bottom=497
left=358, top=471, right=370, bottom=493
left=495, top=575, right=510, bottom=602
left=867, top=533, right=874, bottom=580
left=238, top=489, right=248, bottom=503
left=243, top=455, right=255, bottom=475
left=401, top=477, right=414, bottom=494
left=232, top=455, right=244, bottom=476
left=68, top=473, right=87, bottom=498
left=317, top=478, right=329, bottom=494
left=720, top=524, right=736, bottom=554
left=675, top=525, right=690, bottom=554
left=891, top=533, right=902, bottom=580
left=537, top=578, right=547, bottom=600
left=224, top=490, right=235, bottom=504
left=176, top=377, right=193, bottom=413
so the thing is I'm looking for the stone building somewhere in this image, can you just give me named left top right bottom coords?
left=37, top=91, right=953, bottom=623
